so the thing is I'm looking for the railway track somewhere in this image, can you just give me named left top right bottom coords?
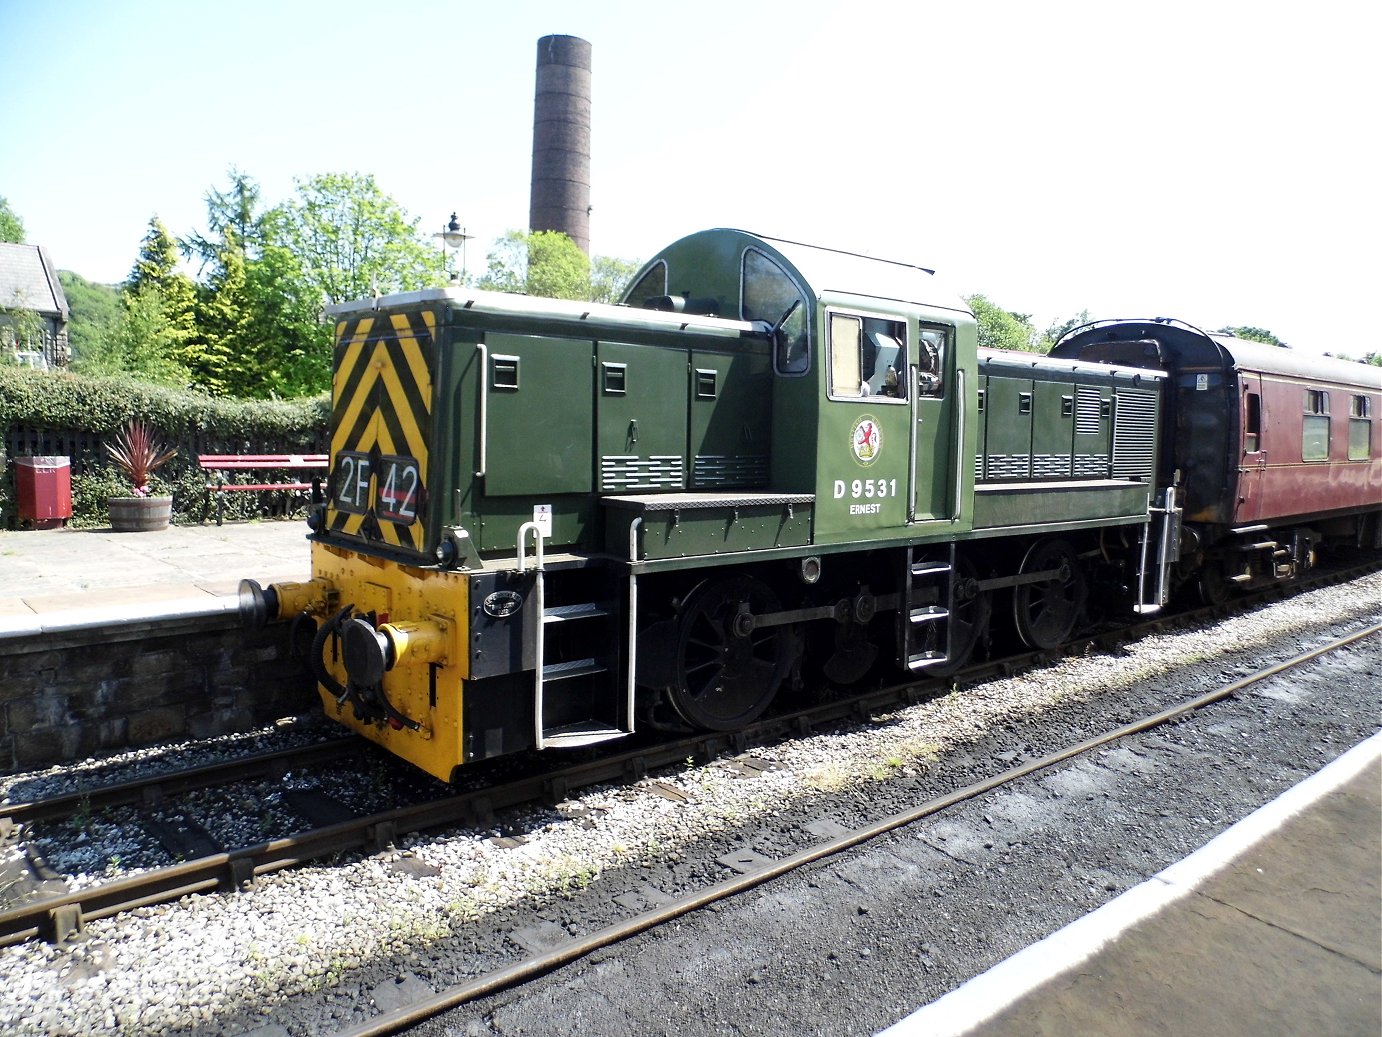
left=1, top=559, right=1376, bottom=950
left=332, top=620, right=1382, bottom=1037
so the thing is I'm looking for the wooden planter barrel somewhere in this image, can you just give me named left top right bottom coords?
left=108, top=496, right=173, bottom=532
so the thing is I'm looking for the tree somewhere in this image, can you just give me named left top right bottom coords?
left=127, top=217, right=199, bottom=368
left=192, top=228, right=256, bottom=396
left=58, top=271, right=122, bottom=363
left=128, top=217, right=184, bottom=292
left=73, top=286, right=191, bottom=386
left=179, top=175, right=333, bottom=397
left=1038, top=310, right=1092, bottom=352
left=239, top=233, right=331, bottom=396
left=1217, top=326, right=1287, bottom=347
left=479, top=230, right=591, bottom=300
left=590, top=255, right=641, bottom=305
left=0, top=196, right=23, bottom=243
left=966, top=295, right=1040, bottom=353
left=281, top=172, right=445, bottom=304
left=181, top=169, right=272, bottom=273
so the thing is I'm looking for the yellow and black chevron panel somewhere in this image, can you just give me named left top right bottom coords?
left=327, top=309, right=435, bottom=554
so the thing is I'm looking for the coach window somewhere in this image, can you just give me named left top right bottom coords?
left=743, top=249, right=809, bottom=375
left=1302, top=389, right=1330, bottom=461
left=1349, top=394, right=1373, bottom=460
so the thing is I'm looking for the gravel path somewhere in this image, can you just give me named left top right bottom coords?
left=2, top=573, right=1378, bottom=1036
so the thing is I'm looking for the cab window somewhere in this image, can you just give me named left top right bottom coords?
left=829, top=312, right=908, bottom=401
left=742, top=249, right=809, bottom=375
left=623, top=260, right=667, bottom=308
left=916, top=326, right=946, bottom=398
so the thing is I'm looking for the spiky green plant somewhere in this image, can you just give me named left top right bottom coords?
left=106, top=419, right=177, bottom=496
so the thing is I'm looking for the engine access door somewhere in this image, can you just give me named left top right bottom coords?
left=596, top=340, right=688, bottom=493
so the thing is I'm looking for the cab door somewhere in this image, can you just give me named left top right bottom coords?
left=817, top=310, right=911, bottom=540
left=910, top=325, right=956, bottom=523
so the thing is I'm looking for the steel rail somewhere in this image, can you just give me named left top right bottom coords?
left=332, top=620, right=1382, bottom=1037
left=0, top=562, right=1376, bottom=949
left=0, top=736, right=361, bottom=827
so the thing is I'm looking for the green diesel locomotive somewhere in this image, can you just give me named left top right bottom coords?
left=243, top=229, right=1175, bottom=782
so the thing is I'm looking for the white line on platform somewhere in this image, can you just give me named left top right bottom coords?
left=877, top=729, right=1382, bottom=1037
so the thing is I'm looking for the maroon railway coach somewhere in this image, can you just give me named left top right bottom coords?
left=1053, top=319, right=1381, bottom=602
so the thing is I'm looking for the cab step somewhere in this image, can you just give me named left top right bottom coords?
left=541, top=722, right=630, bottom=749
left=544, top=602, right=614, bottom=623
left=542, top=657, right=608, bottom=682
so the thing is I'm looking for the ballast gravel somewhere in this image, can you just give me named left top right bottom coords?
left=1, top=573, right=1379, bottom=1036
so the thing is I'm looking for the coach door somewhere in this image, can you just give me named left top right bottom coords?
left=1235, top=373, right=1266, bottom=523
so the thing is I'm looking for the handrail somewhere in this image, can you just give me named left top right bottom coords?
left=516, top=520, right=545, bottom=574
left=907, top=364, right=920, bottom=524
left=475, top=342, right=488, bottom=478
left=518, top=520, right=546, bottom=749
left=952, top=368, right=966, bottom=522
left=626, top=518, right=642, bottom=733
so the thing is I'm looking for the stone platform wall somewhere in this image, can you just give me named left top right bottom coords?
left=0, top=619, right=315, bottom=773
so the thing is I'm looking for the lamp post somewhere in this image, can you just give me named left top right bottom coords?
left=433, top=213, right=472, bottom=284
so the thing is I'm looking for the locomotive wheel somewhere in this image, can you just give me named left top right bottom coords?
left=1012, top=539, right=1087, bottom=650
left=927, top=555, right=991, bottom=676
left=667, top=575, right=790, bottom=731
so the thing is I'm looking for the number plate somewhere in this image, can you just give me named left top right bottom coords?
left=333, top=451, right=421, bottom=525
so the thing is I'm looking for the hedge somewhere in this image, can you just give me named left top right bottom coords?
left=1, top=366, right=330, bottom=528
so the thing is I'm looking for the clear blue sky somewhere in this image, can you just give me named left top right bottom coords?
left=2, top=0, right=1377, bottom=354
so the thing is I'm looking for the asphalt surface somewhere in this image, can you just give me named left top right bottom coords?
left=407, top=617, right=1381, bottom=1037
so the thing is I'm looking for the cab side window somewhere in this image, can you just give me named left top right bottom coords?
left=742, top=249, right=809, bottom=375
left=623, top=261, right=667, bottom=309
left=916, top=327, right=946, bottom=398
left=829, top=312, right=908, bottom=401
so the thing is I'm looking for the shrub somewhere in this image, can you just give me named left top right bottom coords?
left=1, top=366, right=329, bottom=528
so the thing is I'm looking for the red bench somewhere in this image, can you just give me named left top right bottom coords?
left=198, top=453, right=328, bottom=525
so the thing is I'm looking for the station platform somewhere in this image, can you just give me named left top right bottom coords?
left=884, top=731, right=1382, bottom=1037
left=0, top=520, right=311, bottom=640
